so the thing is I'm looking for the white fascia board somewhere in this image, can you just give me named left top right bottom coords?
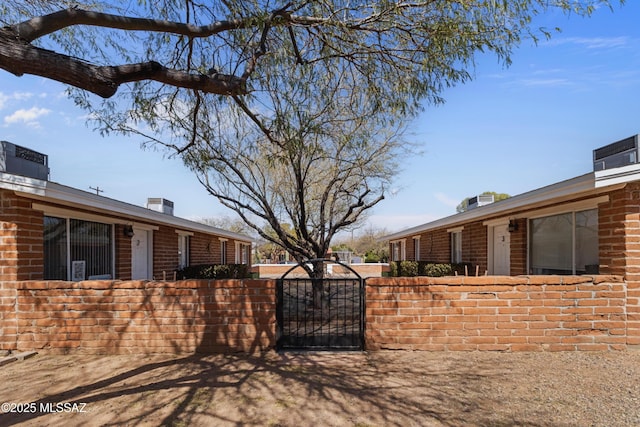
left=0, top=171, right=47, bottom=195
left=383, top=172, right=604, bottom=241
left=595, top=163, right=640, bottom=188
left=9, top=177, right=252, bottom=243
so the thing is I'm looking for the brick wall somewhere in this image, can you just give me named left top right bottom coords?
left=153, top=225, right=180, bottom=278
left=190, top=232, right=218, bottom=265
left=509, top=219, right=527, bottom=275
left=366, top=276, right=627, bottom=351
left=1, top=279, right=275, bottom=354
left=115, top=224, right=132, bottom=279
left=419, top=228, right=449, bottom=262
left=1, top=275, right=635, bottom=354
left=463, top=222, right=487, bottom=273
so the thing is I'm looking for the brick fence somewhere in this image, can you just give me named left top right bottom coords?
left=366, top=276, right=627, bottom=351
left=0, top=275, right=631, bottom=354
left=0, top=279, right=276, bottom=354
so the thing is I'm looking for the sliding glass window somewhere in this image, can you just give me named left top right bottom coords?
left=44, top=216, right=114, bottom=280
left=529, top=209, right=598, bottom=275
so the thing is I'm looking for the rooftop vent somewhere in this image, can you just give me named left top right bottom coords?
left=467, top=194, right=494, bottom=210
left=146, top=198, right=174, bottom=215
left=0, top=141, right=49, bottom=180
left=593, top=135, right=639, bottom=171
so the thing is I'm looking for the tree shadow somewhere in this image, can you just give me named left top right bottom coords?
left=0, top=351, right=560, bottom=426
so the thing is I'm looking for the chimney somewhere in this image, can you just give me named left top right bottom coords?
left=146, top=198, right=174, bottom=215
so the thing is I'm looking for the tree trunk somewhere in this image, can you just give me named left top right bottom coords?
left=310, top=259, right=325, bottom=309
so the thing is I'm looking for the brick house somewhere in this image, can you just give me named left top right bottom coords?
left=384, top=134, right=640, bottom=282
left=0, top=142, right=253, bottom=281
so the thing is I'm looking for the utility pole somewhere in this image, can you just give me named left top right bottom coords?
left=89, top=186, right=104, bottom=196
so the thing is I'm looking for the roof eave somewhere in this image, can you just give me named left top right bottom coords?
left=383, top=172, right=601, bottom=241
left=0, top=172, right=253, bottom=243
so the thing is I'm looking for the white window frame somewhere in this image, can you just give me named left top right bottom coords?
left=176, top=230, right=193, bottom=269
left=219, top=238, right=228, bottom=264
left=390, top=239, right=406, bottom=261
left=448, top=226, right=464, bottom=264
left=235, top=242, right=251, bottom=264
left=412, top=236, right=421, bottom=261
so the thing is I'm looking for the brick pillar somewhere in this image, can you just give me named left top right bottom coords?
left=0, top=280, right=17, bottom=351
left=600, top=184, right=640, bottom=347
left=0, top=190, right=43, bottom=281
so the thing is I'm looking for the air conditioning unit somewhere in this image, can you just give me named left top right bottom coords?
left=467, top=194, right=494, bottom=210
left=0, top=141, right=49, bottom=180
left=147, top=197, right=174, bottom=215
left=593, top=135, right=639, bottom=171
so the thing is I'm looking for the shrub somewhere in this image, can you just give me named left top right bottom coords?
left=399, top=260, right=419, bottom=277
left=390, top=261, right=474, bottom=277
left=389, top=261, right=398, bottom=277
left=175, top=264, right=250, bottom=280
left=420, top=263, right=453, bottom=277
left=364, top=252, right=380, bottom=263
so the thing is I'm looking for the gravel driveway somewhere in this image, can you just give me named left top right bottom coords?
left=0, top=350, right=639, bottom=426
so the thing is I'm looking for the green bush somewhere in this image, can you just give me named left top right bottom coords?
left=364, top=252, right=380, bottom=263
left=389, top=261, right=473, bottom=277
left=420, top=263, right=453, bottom=277
left=175, top=264, right=250, bottom=280
left=399, top=260, right=419, bottom=277
left=389, top=261, right=398, bottom=277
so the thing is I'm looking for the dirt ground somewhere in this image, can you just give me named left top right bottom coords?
left=0, top=350, right=639, bottom=427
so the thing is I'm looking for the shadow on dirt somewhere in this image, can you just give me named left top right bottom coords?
left=0, top=351, right=554, bottom=427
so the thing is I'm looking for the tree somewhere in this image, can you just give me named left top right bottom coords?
left=0, top=2, right=620, bottom=105
left=333, top=225, right=390, bottom=263
left=456, top=191, right=511, bottom=213
left=198, top=215, right=254, bottom=235
left=180, top=62, right=407, bottom=277
left=0, top=1, right=621, bottom=276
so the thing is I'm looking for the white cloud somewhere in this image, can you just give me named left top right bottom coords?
left=0, top=93, right=8, bottom=110
left=367, top=213, right=440, bottom=233
left=519, top=78, right=571, bottom=87
left=3, top=107, right=52, bottom=128
left=549, top=36, right=630, bottom=50
left=434, top=192, right=460, bottom=208
left=0, top=91, right=37, bottom=110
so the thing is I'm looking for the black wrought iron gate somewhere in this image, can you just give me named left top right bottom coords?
left=276, top=259, right=365, bottom=351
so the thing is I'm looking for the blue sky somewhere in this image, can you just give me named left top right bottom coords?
left=1, top=2, right=638, bottom=234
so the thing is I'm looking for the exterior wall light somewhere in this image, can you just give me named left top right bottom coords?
left=508, top=220, right=519, bottom=233
left=124, top=225, right=134, bottom=237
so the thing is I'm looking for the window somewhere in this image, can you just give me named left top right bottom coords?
left=44, top=216, right=113, bottom=280
left=529, top=208, right=598, bottom=275
left=413, top=237, right=420, bottom=261
left=451, top=231, right=462, bottom=263
left=178, top=234, right=190, bottom=269
left=220, top=239, right=227, bottom=264
left=235, top=242, right=251, bottom=264
left=390, top=240, right=406, bottom=261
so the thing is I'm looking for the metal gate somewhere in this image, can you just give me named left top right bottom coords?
left=276, top=259, right=365, bottom=351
